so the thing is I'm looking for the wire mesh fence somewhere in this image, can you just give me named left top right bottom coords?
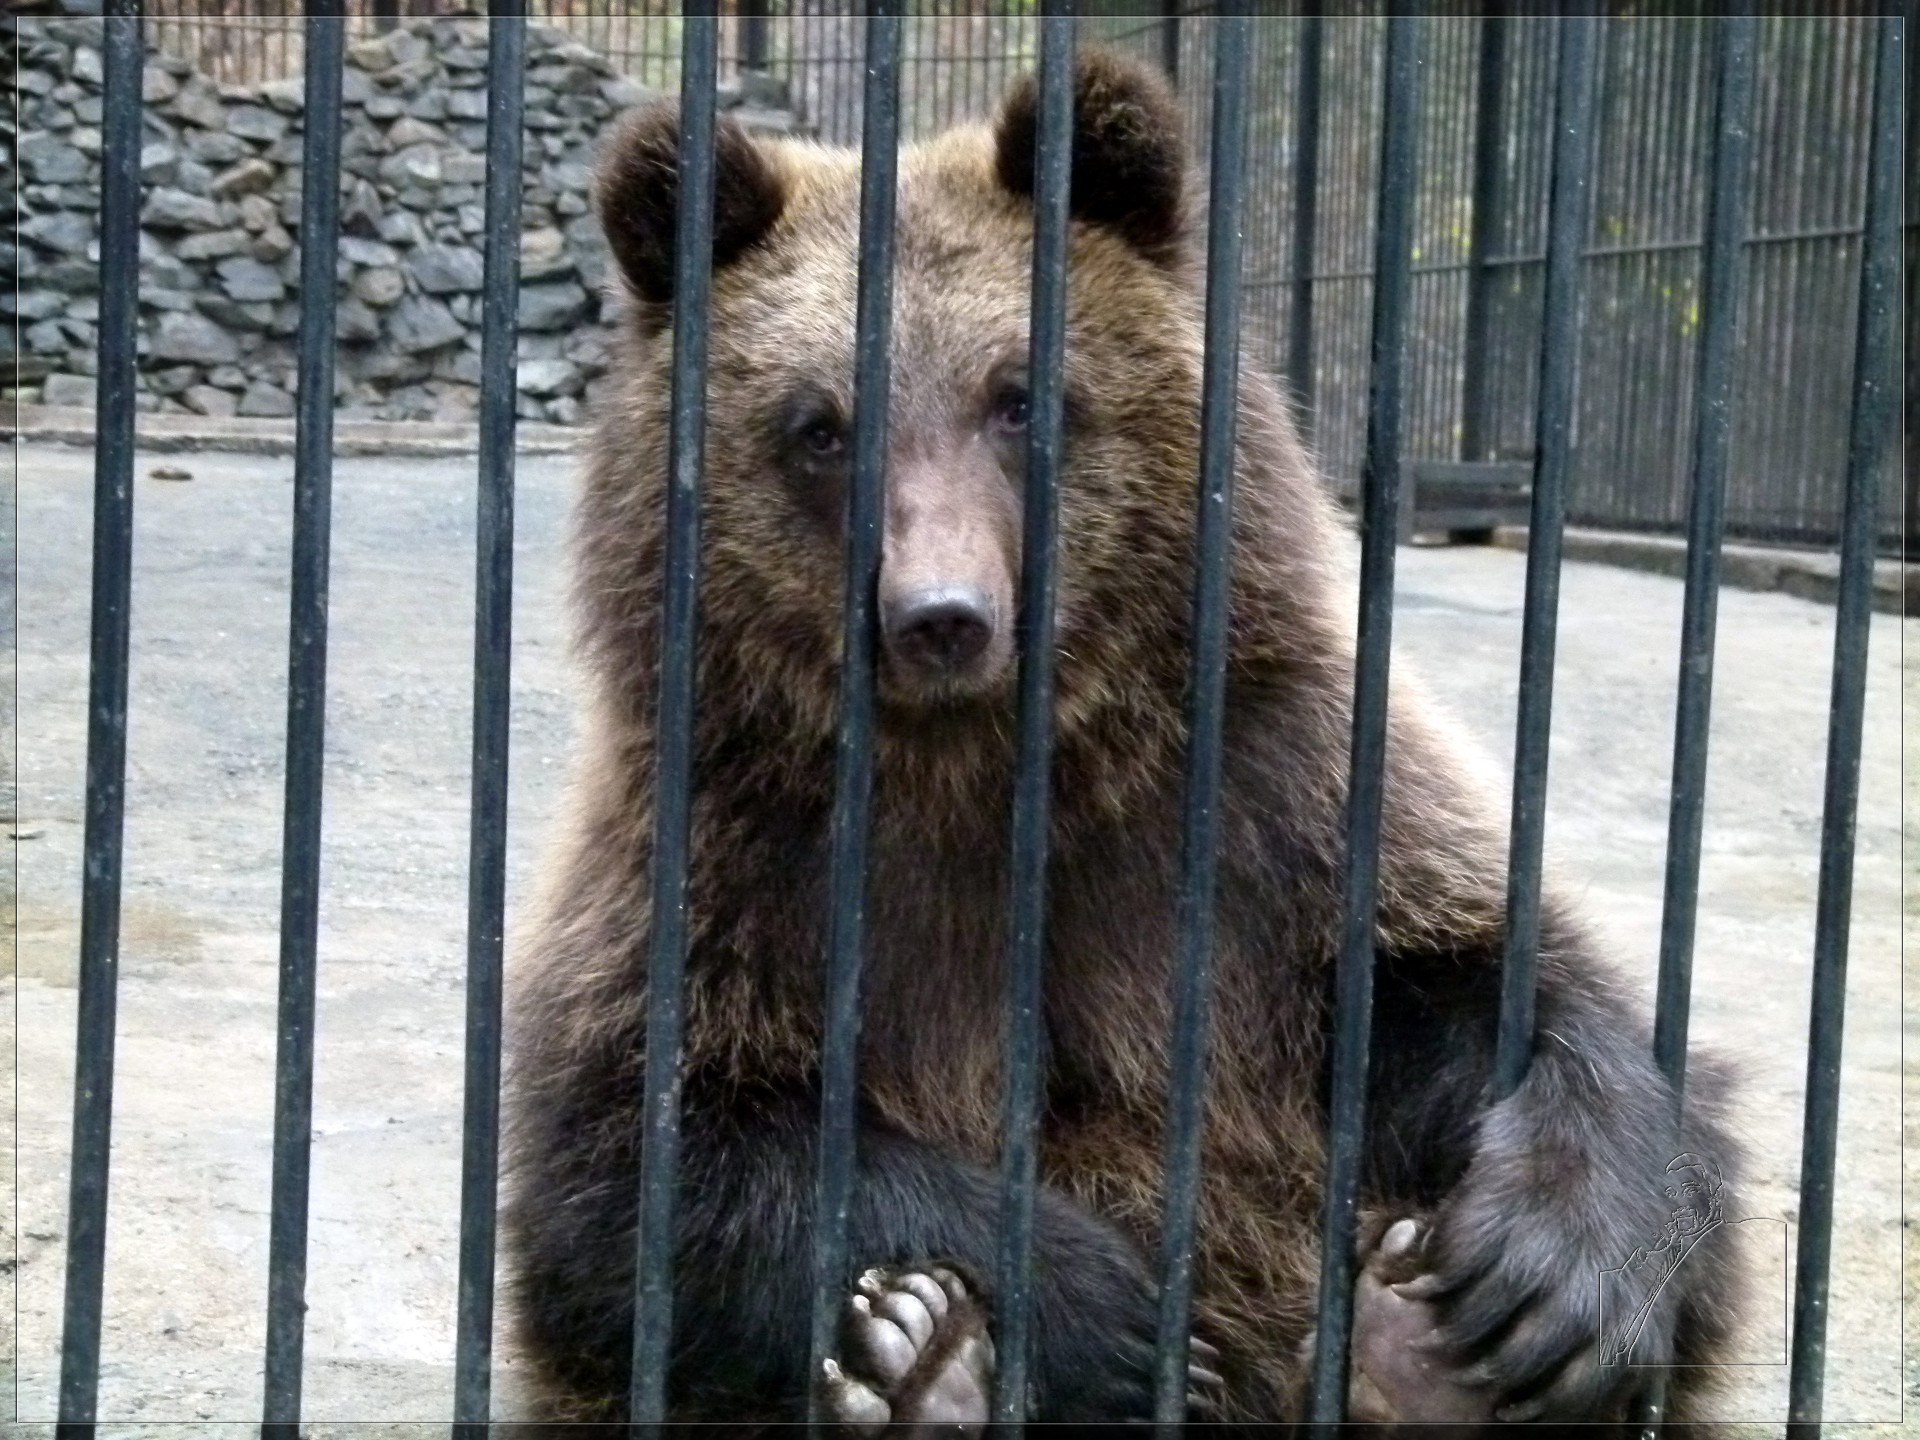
left=134, top=3, right=1904, bottom=549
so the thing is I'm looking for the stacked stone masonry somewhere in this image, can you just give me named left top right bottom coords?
left=3, top=14, right=800, bottom=424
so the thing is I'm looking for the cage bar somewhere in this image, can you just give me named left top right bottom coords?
left=988, top=14, right=1074, bottom=1430
left=1785, top=14, right=1901, bottom=1434
left=54, top=2, right=144, bottom=1429
left=451, top=5, right=526, bottom=1433
left=259, top=10, right=346, bottom=1435
left=1287, top=13, right=1322, bottom=435
left=1460, top=12, right=1508, bottom=463
left=629, top=10, right=720, bottom=1424
left=1649, top=13, right=1758, bottom=1101
left=1493, top=16, right=1597, bottom=1096
left=1304, top=14, right=1420, bottom=1431
left=1151, top=10, right=1252, bottom=1432
left=804, top=7, right=902, bottom=1433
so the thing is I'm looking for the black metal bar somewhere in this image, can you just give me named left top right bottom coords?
left=1785, top=15, right=1901, bottom=1434
left=1288, top=12, right=1323, bottom=436
left=54, top=2, right=142, bottom=1428
left=259, top=10, right=345, bottom=1436
left=1304, top=15, right=1419, bottom=1431
left=628, top=10, right=720, bottom=1424
left=989, top=15, right=1073, bottom=1430
left=1159, top=0, right=1181, bottom=83
left=1493, top=16, right=1596, bottom=1097
left=450, top=6, right=525, bottom=1434
left=1460, top=8, right=1508, bottom=462
left=373, top=0, right=399, bottom=34
left=804, top=7, right=901, bottom=1433
left=1152, top=11, right=1251, bottom=1433
left=741, top=0, right=769, bottom=72
left=1650, top=12, right=1757, bottom=1100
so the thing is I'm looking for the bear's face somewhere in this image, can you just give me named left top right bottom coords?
left=586, top=52, right=1228, bottom=741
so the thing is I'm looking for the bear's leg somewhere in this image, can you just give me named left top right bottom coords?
left=821, top=1266, right=994, bottom=1435
left=1347, top=1216, right=1498, bottom=1428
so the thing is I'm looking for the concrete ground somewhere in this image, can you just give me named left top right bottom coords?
left=3, top=441, right=1909, bottom=1433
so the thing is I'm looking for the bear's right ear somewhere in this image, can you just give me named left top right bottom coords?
left=994, top=47, right=1189, bottom=268
left=594, top=100, right=787, bottom=317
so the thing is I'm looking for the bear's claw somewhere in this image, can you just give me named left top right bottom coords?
left=822, top=1265, right=994, bottom=1436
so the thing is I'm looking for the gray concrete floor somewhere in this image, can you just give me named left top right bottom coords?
left=3, top=442, right=1909, bottom=1432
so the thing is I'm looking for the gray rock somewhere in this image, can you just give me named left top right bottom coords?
left=404, top=89, right=450, bottom=120
left=365, top=95, right=406, bottom=121
left=168, top=79, right=226, bottom=131
left=445, top=89, right=490, bottom=122
left=388, top=294, right=466, bottom=352
left=441, top=152, right=487, bottom=186
left=140, top=288, right=198, bottom=312
left=151, top=310, right=241, bottom=365
left=22, top=211, right=94, bottom=255
left=347, top=37, right=393, bottom=72
left=39, top=258, right=101, bottom=293
left=431, top=348, right=484, bottom=386
left=172, top=157, right=217, bottom=197
left=184, top=130, right=249, bottom=166
left=340, top=68, right=374, bottom=107
left=226, top=105, right=290, bottom=145
left=41, top=372, right=95, bottom=407
left=71, top=46, right=104, bottom=88
left=408, top=243, right=484, bottom=294
left=377, top=143, right=443, bottom=189
left=252, top=225, right=295, bottom=262
left=600, top=77, right=654, bottom=110
left=516, top=357, right=583, bottom=397
left=183, top=384, right=238, bottom=417
left=192, top=296, right=274, bottom=333
left=217, top=256, right=286, bottom=302
left=143, top=187, right=223, bottom=231
left=518, top=281, right=590, bottom=333
left=386, top=115, right=444, bottom=149
left=342, top=177, right=384, bottom=234
left=547, top=394, right=584, bottom=425
left=149, top=365, right=201, bottom=395
left=143, top=64, right=181, bottom=104
left=175, top=228, right=252, bottom=261
left=555, top=191, right=589, bottom=218
left=25, top=318, right=69, bottom=354
left=237, top=193, right=279, bottom=232
left=237, top=381, right=296, bottom=418
left=351, top=266, right=406, bottom=307
left=140, top=140, right=179, bottom=184
left=19, top=132, right=90, bottom=184
left=205, top=365, right=249, bottom=390
left=447, top=294, right=477, bottom=325
left=6, top=289, right=68, bottom=322
left=340, top=236, right=401, bottom=268
left=210, top=157, right=276, bottom=199
left=260, top=79, right=305, bottom=114
left=16, top=67, right=55, bottom=98
left=335, top=297, right=382, bottom=343
left=376, top=210, right=427, bottom=247
left=443, top=45, right=489, bottom=72
left=386, top=29, right=432, bottom=67
left=519, top=226, right=573, bottom=281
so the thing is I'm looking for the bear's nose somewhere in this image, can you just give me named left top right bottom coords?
left=884, top=585, right=996, bottom=673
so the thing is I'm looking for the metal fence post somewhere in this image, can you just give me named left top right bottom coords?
left=1151, top=10, right=1252, bottom=1432
left=1159, top=0, right=1181, bottom=84
left=629, top=9, right=721, bottom=1424
left=1304, top=15, right=1421, bottom=1431
left=805, top=5, right=902, bottom=1432
left=1493, top=15, right=1597, bottom=1096
left=260, top=8, right=346, bottom=1435
left=451, top=4, right=526, bottom=1433
left=1460, top=8, right=1508, bottom=463
left=989, top=14, right=1074, bottom=1430
left=1784, top=15, right=1902, bottom=1434
left=55, top=0, right=143, bottom=1426
left=1287, top=12, right=1323, bottom=437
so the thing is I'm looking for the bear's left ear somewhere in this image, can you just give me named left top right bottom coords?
left=994, top=47, right=1188, bottom=268
left=595, top=99, right=787, bottom=320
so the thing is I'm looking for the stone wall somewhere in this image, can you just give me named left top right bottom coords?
left=4, top=13, right=798, bottom=423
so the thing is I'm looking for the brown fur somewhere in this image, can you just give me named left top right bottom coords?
left=503, top=50, right=1744, bottom=1428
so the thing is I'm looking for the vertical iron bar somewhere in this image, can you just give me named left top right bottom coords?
left=742, top=0, right=769, bottom=72
left=804, top=7, right=901, bottom=1434
left=1160, top=0, right=1181, bottom=83
left=1650, top=12, right=1757, bottom=1100
left=1785, top=15, right=1900, bottom=1434
left=989, top=15, right=1074, bottom=1430
left=54, top=2, right=142, bottom=1428
left=450, top=5, right=525, bottom=1434
left=1152, top=11, right=1251, bottom=1433
left=1460, top=7, right=1508, bottom=462
left=1305, top=15, right=1420, bottom=1431
left=1492, top=16, right=1596, bottom=1096
left=628, top=9, right=720, bottom=1424
left=260, top=9, right=345, bottom=1436
left=1288, top=12, right=1323, bottom=437
left=1631, top=19, right=1755, bottom=1433
left=373, top=0, right=399, bottom=34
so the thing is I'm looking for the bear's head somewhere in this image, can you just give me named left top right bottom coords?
left=579, top=48, right=1339, bottom=786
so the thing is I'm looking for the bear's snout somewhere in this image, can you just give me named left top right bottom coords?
left=883, top=584, right=997, bottom=676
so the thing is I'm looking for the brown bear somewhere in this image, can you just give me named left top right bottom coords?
left=501, top=48, right=1745, bottom=1432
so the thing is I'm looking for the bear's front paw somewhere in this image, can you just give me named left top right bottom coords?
left=820, top=1265, right=993, bottom=1436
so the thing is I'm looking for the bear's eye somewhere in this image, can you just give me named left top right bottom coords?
left=990, top=384, right=1031, bottom=434
left=799, top=417, right=844, bottom=458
